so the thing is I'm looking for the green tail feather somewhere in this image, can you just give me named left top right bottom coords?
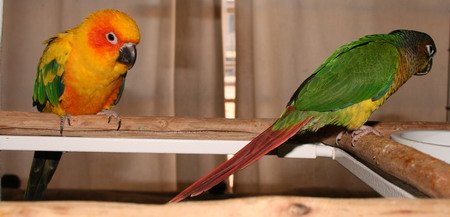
left=24, top=151, right=62, bottom=200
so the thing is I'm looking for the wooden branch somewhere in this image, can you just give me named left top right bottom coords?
left=325, top=133, right=450, bottom=198
left=0, top=111, right=273, bottom=140
left=1, top=111, right=449, bottom=140
left=0, top=196, right=449, bottom=217
left=1, top=111, right=449, bottom=198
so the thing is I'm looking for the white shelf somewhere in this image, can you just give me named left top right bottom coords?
left=0, top=135, right=415, bottom=198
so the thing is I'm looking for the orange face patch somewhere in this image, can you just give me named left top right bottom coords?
left=87, top=21, right=122, bottom=56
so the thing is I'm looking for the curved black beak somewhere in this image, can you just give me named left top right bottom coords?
left=118, top=43, right=137, bottom=69
left=415, top=58, right=432, bottom=76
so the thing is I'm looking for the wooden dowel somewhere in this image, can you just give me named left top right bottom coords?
left=0, top=111, right=273, bottom=140
left=0, top=196, right=449, bottom=217
left=1, top=111, right=449, bottom=139
left=328, top=133, right=450, bottom=198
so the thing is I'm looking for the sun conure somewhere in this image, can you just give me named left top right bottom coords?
left=170, top=30, right=436, bottom=202
left=26, top=9, right=140, bottom=200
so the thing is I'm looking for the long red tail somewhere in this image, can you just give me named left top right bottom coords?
left=169, top=117, right=312, bottom=203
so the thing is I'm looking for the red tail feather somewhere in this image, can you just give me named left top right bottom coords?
left=169, top=117, right=312, bottom=203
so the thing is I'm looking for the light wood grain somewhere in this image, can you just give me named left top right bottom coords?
left=0, top=111, right=273, bottom=140
left=0, top=196, right=449, bottom=217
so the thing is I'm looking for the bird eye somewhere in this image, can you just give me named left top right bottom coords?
left=106, top=32, right=118, bottom=45
left=426, top=44, right=435, bottom=56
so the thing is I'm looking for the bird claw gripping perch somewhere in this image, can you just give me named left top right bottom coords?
left=336, top=125, right=382, bottom=146
left=59, top=115, right=72, bottom=135
left=96, top=109, right=122, bottom=130
left=351, top=125, right=382, bottom=145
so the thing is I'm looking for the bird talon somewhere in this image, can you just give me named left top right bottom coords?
left=335, top=131, right=345, bottom=146
left=59, top=115, right=72, bottom=136
left=350, top=125, right=381, bottom=146
left=117, top=119, right=122, bottom=131
left=336, top=126, right=380, bottom=146
left=97, top=110, right=121, bottom=130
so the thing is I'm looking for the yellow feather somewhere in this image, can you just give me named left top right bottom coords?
left=340, top=99, right=383, bottom=130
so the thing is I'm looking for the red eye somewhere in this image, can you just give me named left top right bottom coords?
left=106, top=32, right=118, bottom=45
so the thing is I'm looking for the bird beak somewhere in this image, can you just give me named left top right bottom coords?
left=118, top=43, right=137, bottom=69
left=415, top=58, right=433, bottom=76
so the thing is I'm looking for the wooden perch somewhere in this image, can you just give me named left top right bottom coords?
left=0, top=196, right=449, bottom=217
left=1, top=111, right=449, bottom=139
left=327, top=133, right=450, bottom=198
left=0, top=111, right=273, bottom=140
left=0, top=111, right=449, bottom=198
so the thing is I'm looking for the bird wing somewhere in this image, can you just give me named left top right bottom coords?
left=33, top=35, right=71, bottom=111
left=290, top=36, right=399, bottom=112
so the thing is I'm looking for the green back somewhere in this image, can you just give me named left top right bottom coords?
left=290, top=35, right=399, bottom=112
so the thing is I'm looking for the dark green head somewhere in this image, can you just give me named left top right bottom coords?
left=389, top=30, right=436, bottom=76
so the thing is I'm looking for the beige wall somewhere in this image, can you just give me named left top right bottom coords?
left=237, top=0, right=450, bottom=122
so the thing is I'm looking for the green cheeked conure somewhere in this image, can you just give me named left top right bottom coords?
left=170, top=29, right=436, bottom=202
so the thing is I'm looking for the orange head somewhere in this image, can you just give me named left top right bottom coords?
left=73, top=9, right=140, bottom=74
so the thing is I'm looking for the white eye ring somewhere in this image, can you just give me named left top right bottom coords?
left=426, top=44, right=435, bottom=56
left=106, top=32, right=118, bottom=45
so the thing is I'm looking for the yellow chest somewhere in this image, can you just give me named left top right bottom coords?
left=339, top=97, right=386, bottom=130
left=55, top=51, right=124, bottom=115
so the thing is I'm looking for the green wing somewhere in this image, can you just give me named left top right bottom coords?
left=290, top=35, right=399, bottom=112
left=32, top=36, right=70, bottom=111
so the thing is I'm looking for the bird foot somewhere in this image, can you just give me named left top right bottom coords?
left=350, top=125, right=381, bottom=146
left=335, top=125, right=381, bottom=146
left=335, top=131, right=345, bottom=145
left=59, top=115, right=72, bottom=136
left=96, top=110, right=121, bottom=130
